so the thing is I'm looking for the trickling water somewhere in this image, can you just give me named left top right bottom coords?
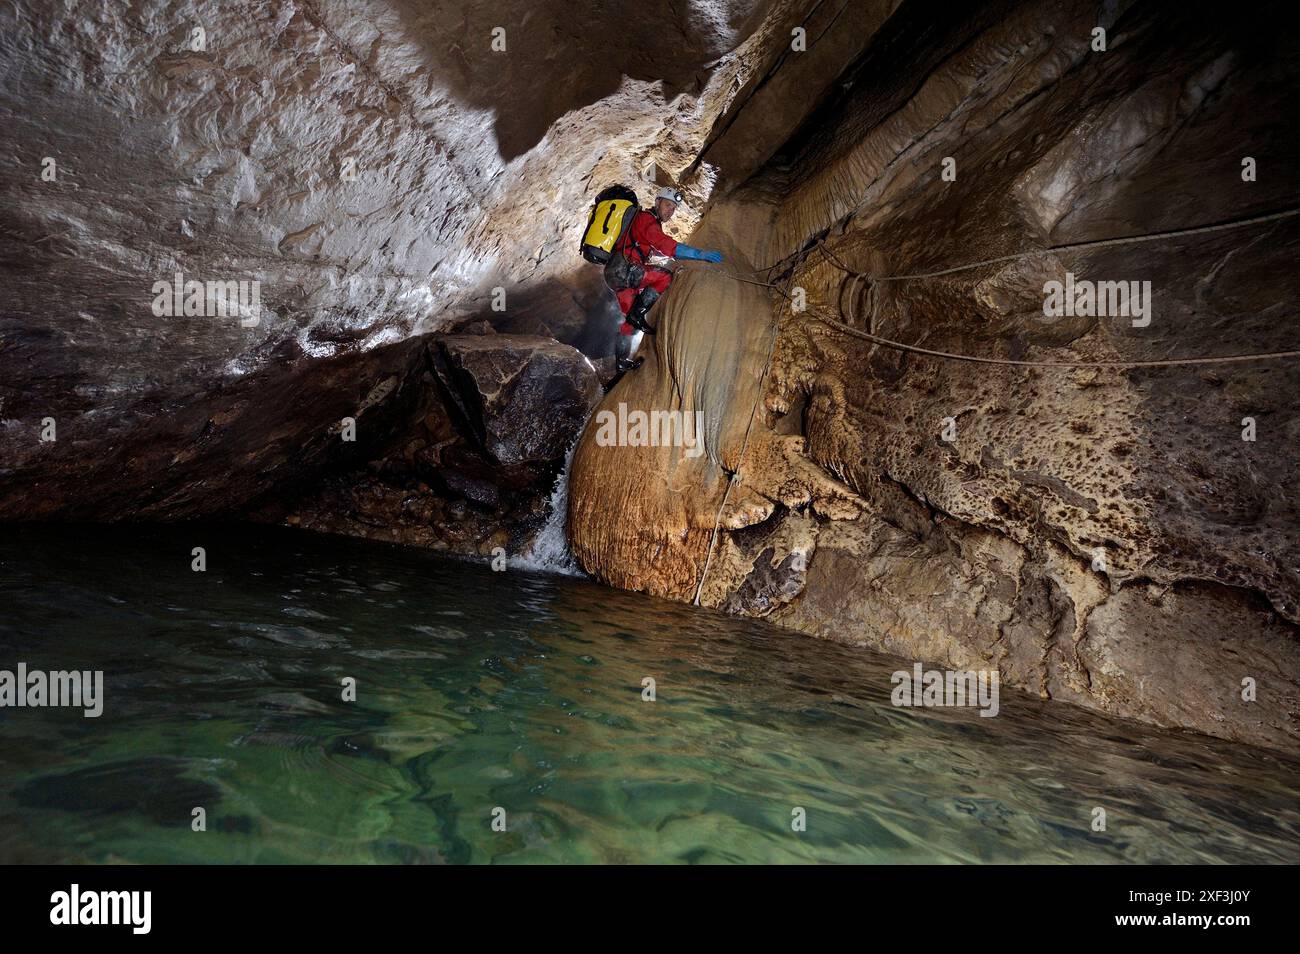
left=1, top=524, right=1297, bottom=864
left=512, top=439, right=581, bottom=576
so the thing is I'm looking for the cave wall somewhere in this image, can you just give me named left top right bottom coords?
left=3, top=0, right=1296, bottom=748
left=0, top=0, right=805, bottom=519
left=253, top=330, right=602, bottom=557
left=570, top=0, right=1300, bottom=750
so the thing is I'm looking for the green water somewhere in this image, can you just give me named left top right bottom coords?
left=0, top=524, right=1296, bottom=864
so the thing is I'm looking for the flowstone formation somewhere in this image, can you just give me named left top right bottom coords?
left=569, top=192, right=862, bottom=598
left=569, top=0, right=1300, bottom=750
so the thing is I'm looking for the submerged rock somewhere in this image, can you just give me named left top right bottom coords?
left=16, top=758, right=220, bottom=827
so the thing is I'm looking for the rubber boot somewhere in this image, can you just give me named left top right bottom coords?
left=614, top=333, right=643, bottom=373
left=605, top=334, right=643, bottom=392
left=625, top=287, right=660, bottom=335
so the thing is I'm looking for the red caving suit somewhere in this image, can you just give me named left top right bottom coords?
left=615, top=210, right=678, bottom=335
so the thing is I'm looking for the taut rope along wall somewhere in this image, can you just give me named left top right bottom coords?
left=684, top=205, right=1300, bottom=605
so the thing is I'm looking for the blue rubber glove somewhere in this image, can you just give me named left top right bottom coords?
left=676, top=244, right=724, bottom=264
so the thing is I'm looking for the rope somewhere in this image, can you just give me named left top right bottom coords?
left=869, top=206, right=1300, bottom=282
left=679, top=264, right=790, bottom=291
left=809, top=318, right=1300, bottom=368
left=765, top=205, right=1300, bottom=284
left=680, top=206, right=1300, bottom=369
left=685, top=204, right=1300, bottom=296
left=683, top=206, right=1300, bottom=602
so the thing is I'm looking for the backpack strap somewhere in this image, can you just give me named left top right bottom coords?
left=616, top=210, right=652, bottom=266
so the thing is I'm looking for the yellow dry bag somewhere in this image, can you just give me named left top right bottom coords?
left=580, top=185, right=639, bottom=265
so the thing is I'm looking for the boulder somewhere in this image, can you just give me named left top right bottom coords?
left=431, top=334, right=601, bottom=467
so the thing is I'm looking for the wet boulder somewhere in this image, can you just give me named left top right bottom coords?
left=431, top=334, right=600, bottom=467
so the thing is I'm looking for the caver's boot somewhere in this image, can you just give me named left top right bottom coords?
left=615, top=333, right=643, bottom=369
left=625, top=287, right=660, bottom=335
left=605, top=334, right=644, bottom=392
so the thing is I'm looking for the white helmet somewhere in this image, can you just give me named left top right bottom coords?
left=655, top=186, right=684, bottom=205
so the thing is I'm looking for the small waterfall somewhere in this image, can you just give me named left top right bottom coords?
left=511, top=439, right=582, bottom=576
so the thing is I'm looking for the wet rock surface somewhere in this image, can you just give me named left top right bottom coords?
left=570, top=0, right=1300, bottom=750
left=256, top=333, right=598, bottom=554
left=431, top=335, right=600, bottom=467
left=0, top=331, right=436, bottom=521
left=0, top=318, right=596, bottom=559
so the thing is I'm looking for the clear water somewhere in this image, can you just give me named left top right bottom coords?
left=1, top=525, right=1297, bottom=864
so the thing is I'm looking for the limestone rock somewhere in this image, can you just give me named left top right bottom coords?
left=432, top=335, right=601, bottom=467
left=568, top=0, right=1300, bottom=752
left=0, top=0, right=793, bottom=511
